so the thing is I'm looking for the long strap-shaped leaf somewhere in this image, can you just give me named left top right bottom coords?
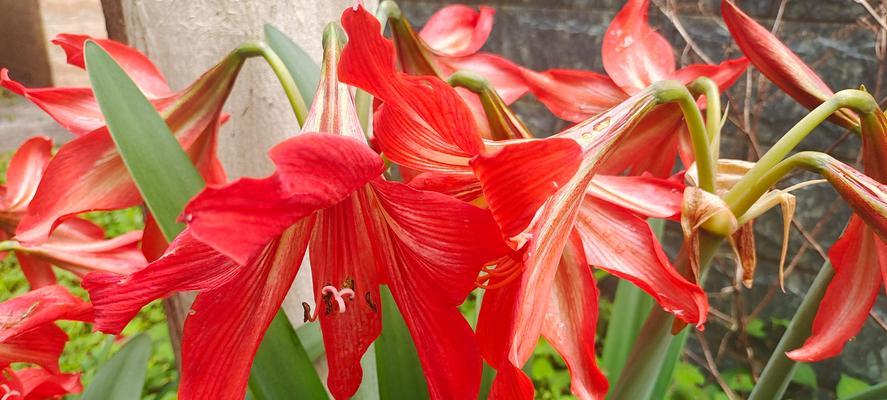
left=81, top=334, right=152, bottom=400
left=376, top=286, right=430, bottom=400
left=85, top=42, right=326, bottom=399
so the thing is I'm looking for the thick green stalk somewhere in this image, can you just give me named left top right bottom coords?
left=687, top=77, right=722, bottom=160
left=748, top=263, right=834, bottom=400
left=236, top=41, right=309, bottom=125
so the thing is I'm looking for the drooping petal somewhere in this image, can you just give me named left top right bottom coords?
left=0, top=69, right=105, bottom=136
left=1, top=137, right=52, bottom=212
left=476, top=254, right=524, bottom=368
left=82, top=229, right=243, bottom=334
left=542, top=234, right=608, bottom=400
left=520, top=68, right=627, bottom=123
left=52, top=34, right=171, bottom=98
left=17, top=218, right=146, bottom=278
left=419, top=5, right=495, bottom=57
left=787, top=219, right=884, bottom=361
left=669, top=57, right=749, bottom=91
left=15, top=254, right=56, bottom=289
left=184, top=133, right=384, bottom=265
left=576, top=198, right=708, bottom=326
left=489, top=361, right=535, bottom=400
left=371, top=179, right=508, bottom=400
left=14, top=368, right=82, bottom=400
left=340, top=5, right=484, bottom=169
left=179, top=221, right=311, bottom=400
left=308, top=189, right=383, bottom=399
left=720, top=0, right=857, bottom=129
left=587, top=173, right=684, bottom=219
left=602, top=0, right=675, bottom=94
left=0, top=285, right=92, bottom=342
left=0, top=324, right=67, bottom=374
left=15, top=55, right=242, bottom=245
left=817, top=155, right=887, bottom=242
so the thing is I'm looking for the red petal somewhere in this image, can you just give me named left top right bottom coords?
left=489, top=361, right=535, bottom=400
left=521, top=69, right=627, bottom=123
left=471, top=138, right=582, bottom=242
left=340, top=5, right=483, bottom=169
left=14, top=128, right=140, bottom=244
left=0, top=324, right=67, bottom=374
left=372, top=179, right=507, bottom=399
left=19, top=218, right=146, bottom=278
left=16, top=254, right=57, bottom=289
left=16, top=368, right=82, bottom=399
left=576, top=198, right=708, bottom=326
left=787, top=219, right=884, bottom=361
left=82, top=229, right=243, bottom=334
left=2, top=137, right=52, bottom=212
left=180, top=222, right=311, bottom=400
left=720, top=1, right=857, bottom=129
left=0, top=285, right=92, bottom=342
left=596, top=104, right=684, bottom=177
left=0, top=69, right=104, bottom=136
left=542, top=235, right=608, bottom=400
left=419, top=5, right=495, bottom=57
left=308, top=190, right=383, bottom=398
left=602, top=0, right=675, bottom=94
left=407, top=170, right=483, bottom=201
left=670, top=57, right=749, bottom=91
left=587, top=174, right=684, bottom=219
left=52, top=34, right=171, bottom=98
left=16, top=58, right=240, bottom=245
left=476, top=254, right=524, bottom=367
left=185, top=133, right=384, bottom=265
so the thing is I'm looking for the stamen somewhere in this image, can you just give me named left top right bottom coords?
left=303, top=285, right=358, bottom=323
left=476, top=261, right=524, bottom=290
left=1, top=384, right=20, bottom=400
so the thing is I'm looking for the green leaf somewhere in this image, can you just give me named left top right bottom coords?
left=85, top=41, right=204, bottom=241
left=86, top=42, right=325, bottom=399
left=295, top=322, right=325, bottom=362
left=264, top=24, right=321, bottom=105
left=837, top=374, right=871, bottom=398
left=650, top=327, right=689, bottom=399
left=841, top=381, right=887, bottom=400
left=375, top=285, right=429, bottom=400
left=791, top=363, right=817, bottom=389
left=745, top=318, right=766, bottom=339
left=600, top=220, right=659, bottom=383
left=81, top=334, right=152, bottom=400
left=249, top=312, right=328, bottom=400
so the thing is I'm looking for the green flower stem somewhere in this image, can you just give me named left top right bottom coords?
left=748, top=263, right=834, bottom=400
left=652, top=81, right=716, bottom=194
left=449, top=70, right=533, bottom=140
left=687, top=77, right=722, bottom=160
left=236, top=41, right=309, bottom=125
left=709, top=90, right=879, bottom=233
left=0, top=240, right=19, bottom=253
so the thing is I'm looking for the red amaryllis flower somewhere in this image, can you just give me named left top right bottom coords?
left=84, top=19, right=506, bottom=400
left=0, top=285, right=92, bottom=374
left=2, top=34, right=232, bottom=246
left=0, top=137, right=145, bottom=288
left=384, top=3, right=529, bottom=138
left=518, top=0, right=747, bottom=176
left=786, top=112, right=887, bottom=361
left=1, top=367, right=82, bottom=400
left=720, top=0, right=857, bottom=129
left=338, top=7, right=707, bottom=398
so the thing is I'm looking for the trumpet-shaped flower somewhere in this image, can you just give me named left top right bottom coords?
left=2, top=34, right=232, bottom=247
left=0, top=137, right=146, bottom=288
left=84, top=17, right=506, bottom=400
